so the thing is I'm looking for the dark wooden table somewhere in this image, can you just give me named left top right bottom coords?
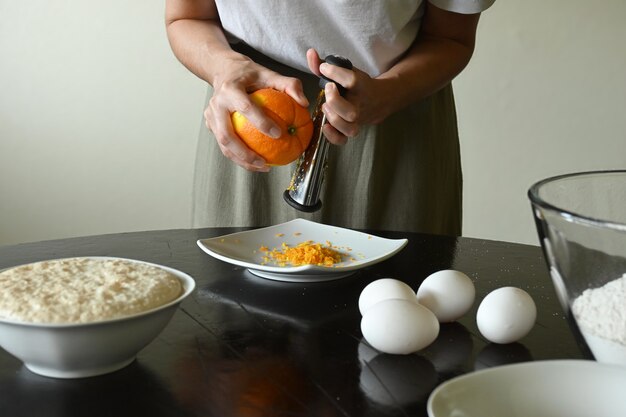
left=0, top=228, right=588, bottom=417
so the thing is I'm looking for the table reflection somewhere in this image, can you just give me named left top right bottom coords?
left=474, top=342, right=534, bottom=370
left=421, top=322, right=474, bottom=376
left=0, top=362, right=186, bottom=417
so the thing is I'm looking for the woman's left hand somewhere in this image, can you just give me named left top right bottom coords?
left=306, top=48, right=389, bottom=145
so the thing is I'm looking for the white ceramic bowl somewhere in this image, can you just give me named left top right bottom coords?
left=0, top=257, right=195, bottom=379
left=428, top=360, right=626, bottom=417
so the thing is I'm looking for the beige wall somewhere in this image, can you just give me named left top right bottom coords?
left=456, top=0, right=626, bottom=245
left=1, top=0, right=625, bottom=247
left=0, top=1, right=206, bottom=245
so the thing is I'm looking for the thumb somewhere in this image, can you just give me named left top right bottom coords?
left=306, top=48, right=323, bottom=77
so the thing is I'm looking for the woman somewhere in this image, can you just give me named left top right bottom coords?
left=165, top=0, right=495, bottom=235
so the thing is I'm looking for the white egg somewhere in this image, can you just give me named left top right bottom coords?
left=361, top=299, right=440, bottom=355
left=416, top=269, right=475, bottom=322
left=358, top=278, right=418, bottom=315
left=476, top=287, right=537, bottom=344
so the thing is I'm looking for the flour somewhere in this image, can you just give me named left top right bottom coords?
left=571, top=273, right=626, bottom=365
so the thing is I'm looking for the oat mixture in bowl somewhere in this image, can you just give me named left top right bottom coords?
left=0, top=257, right=183, bottom=324
left=0, top=257, right=195, bottom=378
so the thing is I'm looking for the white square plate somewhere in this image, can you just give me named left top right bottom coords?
left=197, top=219, right=408, bottom=282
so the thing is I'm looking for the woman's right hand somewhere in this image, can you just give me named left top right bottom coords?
left=204, top=54, right=309, bottom=172
left=165, top=0, right=308, bottom=171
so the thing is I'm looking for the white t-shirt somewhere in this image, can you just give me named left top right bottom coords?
left=215, top=0, right=495, bottom=77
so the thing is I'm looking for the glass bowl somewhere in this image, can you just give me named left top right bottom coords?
left=528, top=170, right=626, bottom=365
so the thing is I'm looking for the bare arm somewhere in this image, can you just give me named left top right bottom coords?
left=308, top=2, right=480, bottom=144
left=165, top=0, right=233, bottom=84
left=378, top=3, right=480, bottom=115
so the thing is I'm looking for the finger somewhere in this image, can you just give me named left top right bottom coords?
left=206, top=106, right=271, bottom=172
left=220, top=137, right=271, bottom=172
left=322, top=101, right=360, bottom=138
left=323, top=83, right=360, bottom=137
left=306, top=48, right=323, bottom=77
left=257, top=66, right=309, bottom=107
left=231, top=90, right=282, bottom=139
left=220, top=130, right=270, bottom=172
left=324, top=83, right=358, bottom=123
left=319, top=62, right=356, bottom=90
left=322, top=124, right=348, bottom=146
left=275, top=77, right=309, bottom=107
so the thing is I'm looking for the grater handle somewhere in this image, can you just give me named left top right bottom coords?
left=318, top=55, right=353, bottom=96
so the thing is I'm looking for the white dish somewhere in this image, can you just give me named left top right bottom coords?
left=428, top=359, right=626, bottom=417
left=197, top=219, right=408, bottom=282
left=0, top=257, right=195, bottom=379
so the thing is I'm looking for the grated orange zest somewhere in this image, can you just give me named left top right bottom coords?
left=261, top=240, right=345, bottom=267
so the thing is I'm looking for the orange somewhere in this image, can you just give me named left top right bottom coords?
left=231, top=88, right=313, bottom=166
